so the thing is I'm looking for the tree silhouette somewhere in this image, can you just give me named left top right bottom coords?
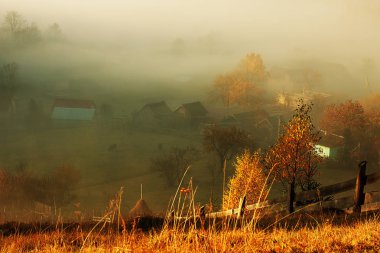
left=211, top=53, right=268, bottom=107
left=319, top=100, right=368, bottom=138
left=151, top=146, right=198, bottom=186
left=2, top=11, right=27, bottom=33
left=203, top=124, right=252, bottom=172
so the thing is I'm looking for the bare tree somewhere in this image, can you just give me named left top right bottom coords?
left=203, top=124, right=252, bottom=172
left=151, top=146, right=198, bottom=186
left=45, top=23, right=63, bottom=41
left=1, top=11, right=41, bottom=44
left=1, top=62, right=18, bottom=90
left=2, top=11, right=27, bottom=33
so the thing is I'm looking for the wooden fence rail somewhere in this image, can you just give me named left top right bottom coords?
left=197, top=161, right=380, bottom=220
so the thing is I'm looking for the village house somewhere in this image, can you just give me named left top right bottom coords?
left=220, top=105, right=291, bottom=145
left=132, top=101, right=173, bottom=128
left=51, top=98, right=96, bottom=121
left=315, top=132, right=345, bottom=159
left=277, top=90, right=331, bottom=109
left=174, top=101, right=208, bottom=127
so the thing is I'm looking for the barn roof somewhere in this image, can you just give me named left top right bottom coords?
left=53, top=98, right=95, bottom=109
left=233, top=109, right=269, bottom=124
left=318, top=132, right=344, bottom=148
left=177, top=102, right=207, bottom=116
left=141, top=101, right=171, bottom=115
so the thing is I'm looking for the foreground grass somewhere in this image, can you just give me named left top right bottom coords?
left=1, top=216, right=379, bottom=253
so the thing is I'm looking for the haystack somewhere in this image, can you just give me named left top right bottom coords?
left=129, top=199, right=153, bottom=218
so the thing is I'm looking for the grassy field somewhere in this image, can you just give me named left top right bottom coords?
left=1, top=83, right=215, bottom=214
left=2, top=111, right=376, bottom=219
left=1, top=86, right=379, bottom=222
left=1, top=91, right=380, bottom=252
left=0, top=213, right=379, bottom=252
left=0, top=122, right=206, bottom=212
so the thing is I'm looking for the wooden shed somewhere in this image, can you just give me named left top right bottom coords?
left=133, top=101, right=173, bottom=127
left=315, top=133, right=344, bottom=159
left=174, top=101, right=208, bottom=126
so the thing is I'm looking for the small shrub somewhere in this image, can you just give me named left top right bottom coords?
left=223, top=150, right=268, bottom=210
left=151, top=146, right=198, bottom=186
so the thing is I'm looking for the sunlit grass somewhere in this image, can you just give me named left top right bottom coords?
left=0, top=215, right=379, bottom=252
left=1, top=182, right=380, bottom=252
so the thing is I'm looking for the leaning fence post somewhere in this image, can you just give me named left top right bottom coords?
left=199, top=205, right=206, bottom=220
left=237, top=195, right=246, bottom=219
left=199, top=205, right=206, bottom=228
left=353, top=161, right=367, bottom=214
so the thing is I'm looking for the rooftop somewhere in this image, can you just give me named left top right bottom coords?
left=141, top=101, right=172, bottom=115
left=177, top=102, right=207, bottom=116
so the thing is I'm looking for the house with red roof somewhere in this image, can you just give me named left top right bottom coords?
left=51, top=98, right=96, bottom=121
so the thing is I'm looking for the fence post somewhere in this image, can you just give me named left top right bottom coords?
left=287, top=182, right=295, bottom=214
left=353, top=161, right=367, bottom=214
left=237, top=195, right=246, bottom=219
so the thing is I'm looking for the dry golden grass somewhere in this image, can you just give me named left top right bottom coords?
left=1, top=170, right=379, bottom=252
left=0, top=214, right=379, bottom=252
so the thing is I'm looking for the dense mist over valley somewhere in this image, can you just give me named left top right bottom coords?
left=0, top=0, right=379, bottom=221
left=2, top=0, right=380, bottom=96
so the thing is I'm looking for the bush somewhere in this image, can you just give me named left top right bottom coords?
left=0, top=164, right=81, bottom=208
left=223, top=150, right=268, bottom=210
left=151, top=146, right=198, bottom=187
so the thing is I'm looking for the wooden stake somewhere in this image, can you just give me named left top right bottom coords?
left=237, top=195, right=247, bottom=219
left=353, top=161, right=367, bottom=214
left=222, top=159, right=226, bottom=205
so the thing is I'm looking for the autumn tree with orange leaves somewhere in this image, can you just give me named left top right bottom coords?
left=362, top=93, right=380, bottom=127
left=266, top=101, right=321, bottom=213
left=319, top=100, right=373, bottom=162
left=319, top=100, right=369, bottom=139
left=211, top=53, right=268, bottom=107
left=361, top=94, right=380, bottom=162
left=223, top=150, right=269, bottom=210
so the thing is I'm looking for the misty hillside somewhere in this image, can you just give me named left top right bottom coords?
left=0, top=0, right=379, bottom=221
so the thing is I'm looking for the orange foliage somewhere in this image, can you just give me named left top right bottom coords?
left=223, top=150, right=268, bottom=210
left=266, top=101, right=321, bottom=190
left=212, top=53, right=268, bottom=107
left=362, top=93, right=380, bottom=126
left=319, top=100, right=369, bottom=137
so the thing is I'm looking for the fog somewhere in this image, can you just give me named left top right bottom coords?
left=0, top=0, right=380, bottom=220
left=2, top=0, right=380, bottom=94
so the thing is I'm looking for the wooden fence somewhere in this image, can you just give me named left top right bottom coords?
left=198, top=161, right=380, bottom=220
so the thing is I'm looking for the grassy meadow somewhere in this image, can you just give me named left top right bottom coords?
left=0, top=212, right=379, bottom=252
left=2, top=84, right=377, bottom=219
